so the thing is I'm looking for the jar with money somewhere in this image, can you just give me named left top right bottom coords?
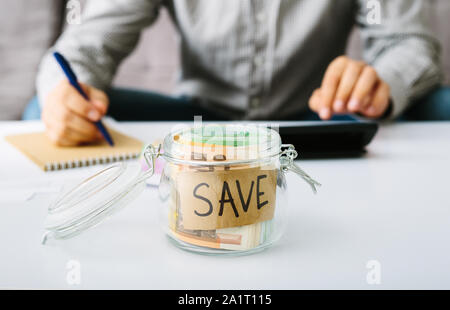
left=156, top=124, right=320, bottom=255
left=43, top=124, right=320, bottom=256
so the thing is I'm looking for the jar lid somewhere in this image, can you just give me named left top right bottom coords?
left=42, top=161, right=149, bottom=244
left=162, top=124, right=281, bottom=165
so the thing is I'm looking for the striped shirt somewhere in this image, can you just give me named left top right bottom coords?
left=37, top=0, right=443, bottom=120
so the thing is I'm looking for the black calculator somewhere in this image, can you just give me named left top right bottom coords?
left=278, top=120, right=379, bottom=158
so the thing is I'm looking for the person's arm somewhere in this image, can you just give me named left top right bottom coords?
left=357, top=0, right=443, bottom=119
left=37, top=0, right=160, bottom=105
left=308, top=0, right=443, bottom=121
left=36, top=0, right=161, bottom=145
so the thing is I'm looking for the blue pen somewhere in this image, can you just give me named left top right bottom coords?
left=53, top=51, right=114, bottom=146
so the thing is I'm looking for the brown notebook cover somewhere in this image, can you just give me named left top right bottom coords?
left=5, top=129, right=144, bottom=171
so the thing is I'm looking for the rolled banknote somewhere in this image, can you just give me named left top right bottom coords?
left=166, top=124, right=277, bottom=251
left=168, top=220, right=274, bottom=251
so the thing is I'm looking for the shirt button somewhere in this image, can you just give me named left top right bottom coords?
left=250, top=97, right=260, bottom=108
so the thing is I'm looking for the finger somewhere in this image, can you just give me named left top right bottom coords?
left=360, top=83, right=377, bottom=111
left=46, top=129, right=75, bottom=146
left=363, top=82, right=391, bottom=118
left=45, top=120, right=79, bottom=146
left=57, top=126, right=86, bottom=144
left=351, top=92, right=374, bottom=117
left=65, top=112, right=102, bottom=140
left=319, top=56, right=348, bottom=119
left=348, top=66, right=379, bottom=112
left=85, top=85, right=109, bottom=114
left=42, top=101, right=66, bottom=131
left=308, top=89, right=322, bottom=112
left=64, top=91, right=103, bottom=122
left=361, top=94, right=372, bottom=110
left=53, top=99, right=101, bottom=138
left=334, top=61, right=365, bottom=113
left=47, top=103, right=102, bottom=142
left=47, top=118, right=99, bottom=145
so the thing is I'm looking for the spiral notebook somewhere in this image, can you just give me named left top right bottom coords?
left=5, top=129, right=144, bottom=171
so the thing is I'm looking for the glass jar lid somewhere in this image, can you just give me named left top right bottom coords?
left=42, top=160, right=151, bottom=244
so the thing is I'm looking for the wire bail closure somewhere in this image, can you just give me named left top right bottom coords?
left=138, top=144, right=162, bottom=183
left=280, top=144, right=321, bottom=194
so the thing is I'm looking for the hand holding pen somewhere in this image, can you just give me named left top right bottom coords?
left=41, top=52, right=114, bottom=146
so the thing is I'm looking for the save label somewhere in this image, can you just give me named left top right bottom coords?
left=175, top=166, right=277, bottom=230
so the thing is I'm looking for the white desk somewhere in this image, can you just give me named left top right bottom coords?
left=1, top=121, right=449, bottom=289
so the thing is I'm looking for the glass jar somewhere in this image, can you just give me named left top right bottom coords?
left=43, top=124, right=320, bottom=256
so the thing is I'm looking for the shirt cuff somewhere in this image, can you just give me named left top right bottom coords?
left=373, top=64, right=410, bottom=120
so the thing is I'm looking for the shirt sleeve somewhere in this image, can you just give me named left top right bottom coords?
left=356, top=0, right=444, bottom=119
left=36, top=0, right=161, bottom=107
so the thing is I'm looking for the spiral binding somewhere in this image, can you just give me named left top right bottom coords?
left=43, top=152, right=140, bottom=171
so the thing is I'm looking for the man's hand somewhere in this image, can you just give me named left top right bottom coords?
left=309, top=56, right=391, bottom=120
left=42, top=80, right=109, bottom=146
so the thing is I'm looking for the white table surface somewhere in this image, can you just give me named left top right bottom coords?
left=0, top=120, right=449, bottom=289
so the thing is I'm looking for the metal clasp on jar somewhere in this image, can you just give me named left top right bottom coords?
left=137, top=144, right=163, bottom=183
left=280, top=144, right=321, bottom=194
